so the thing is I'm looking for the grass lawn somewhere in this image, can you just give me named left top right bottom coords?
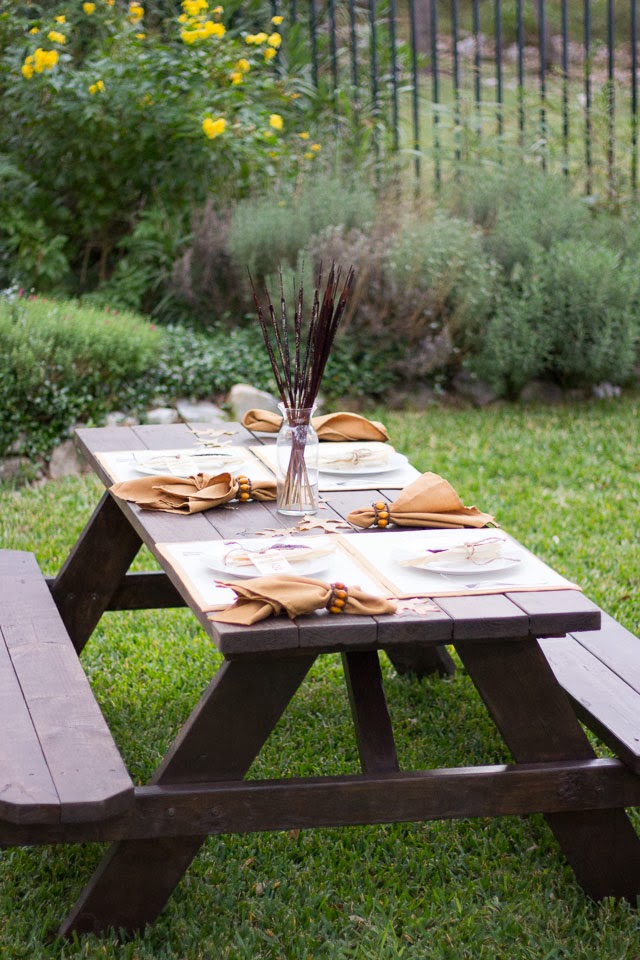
left=0, top=395, right=639, bottom=958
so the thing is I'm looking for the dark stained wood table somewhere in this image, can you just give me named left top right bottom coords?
left=42, top=422, right=640, bottom=935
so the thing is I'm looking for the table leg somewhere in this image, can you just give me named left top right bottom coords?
left=60, top=654, right=316, bottom=937
left=50, top=492, right=142, bottom=653
left=342, top=651, right=399, bottom=773
left=456, top=636, right=640, bottom=901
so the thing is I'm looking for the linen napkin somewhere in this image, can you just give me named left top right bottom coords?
left=110, top=471, right=276, bottom=514
left=318, top=441, right=391, bottom=470
left=346, top=472, right=495, bottom=530
left=242, top=409, right=390, bottom=442
left=211, top=575, right=397, bottom=624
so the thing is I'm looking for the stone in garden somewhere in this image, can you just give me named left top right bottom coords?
left=451, top=370, right=498, bottom=407
left=227, top=383, right=279, bottom=420
left=0, top=456, right=38, bottom=483
left=146, top=407, right=180, bottom=425
left=48, top=440, right=88, bottom=479
left=520, top=380, right=565, bottom=404
left=105, top=411, right=139, bottom=427
left=175, top=399, right=228, bottom=424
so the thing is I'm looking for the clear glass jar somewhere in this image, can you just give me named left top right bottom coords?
left=276, top=404, right=319, bottom=515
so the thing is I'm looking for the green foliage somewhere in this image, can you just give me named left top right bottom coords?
left=227, top=172, right=377, bottom=280
left=470, top=241, right=640, bottom=395
left=0, top=0, right=313, bottom=298
left=386, top=213, right=499, bottom=350
left=0, top=294, right=160, bottom=458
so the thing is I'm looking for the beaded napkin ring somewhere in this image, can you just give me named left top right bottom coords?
left=372, top=501, right=390, bottom=528
left=327, top=582, right=348, bottom=614
left=236, top=476, right=254, bottom=502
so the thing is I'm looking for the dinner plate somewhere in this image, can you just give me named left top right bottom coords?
left=319, top=451, right=409, bottom=476
left=400, top=554, right=522, bottom=576
left=205, top=539, right=335, bottom=579
left=133, top=452, right=246, bottom=477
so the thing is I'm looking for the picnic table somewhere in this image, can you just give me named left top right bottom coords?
left=4, top=420, right=640, bottom=937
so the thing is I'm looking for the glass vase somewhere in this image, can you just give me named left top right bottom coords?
left=276, top=404, right=319, bottom=515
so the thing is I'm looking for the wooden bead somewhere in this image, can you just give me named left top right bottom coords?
left=377, top=518, right=388, bottom=528
left=334, top=589, right=347, bottom=599
left=238, top=492, right=250, bottom=501
left=374, top=502, right=386, bottom=510
left=329, top=605, right=343, bottom=614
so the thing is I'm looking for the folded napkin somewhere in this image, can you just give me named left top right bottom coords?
left=211, top=575, right=397, bottom=624
left=398, top=536, right=507, bottom=568
left=242, top=409, right=390, bottom=442
left=110, top=472, right=276, bottom=514
left=346, top=472, right=496, bottom=530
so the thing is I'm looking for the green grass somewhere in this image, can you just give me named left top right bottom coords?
left=0, top=395, right=639, bottom=958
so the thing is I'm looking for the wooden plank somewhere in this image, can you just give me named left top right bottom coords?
left=0, top=626, right=60, bottom=824
left=6, top=757, right=640, bottom=847
left=49, top=492, right=142, bottom=653
left=571, top=612, right=640, bottom=691
left=342, top=651, right=399, bottom=772
left=506, top=590, right=601, bottom=636
left=540, top=634, right=640, bottom=773
left=2, top=560, right=133, bottom=823
left=435, top=594, right=530, bottom=641
left=61, top=655, right=316, bottom=936
left=457, top=635, right=640, bottom=901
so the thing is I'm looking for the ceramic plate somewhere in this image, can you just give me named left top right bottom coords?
left=133, top=451, right=246, bottom=477
left=205, top=539, right=335, bottom=579
left=319, top=451, right=409, bottom=476
left=398, top=554, right=521, bottom=576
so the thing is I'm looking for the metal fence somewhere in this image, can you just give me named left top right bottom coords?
left=270, top=0, right=639, bottom=196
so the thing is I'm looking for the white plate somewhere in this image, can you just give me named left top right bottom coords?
left=319, top=451, right=409, bottom=476
left=133, top=452, right=246, bottom=477
left=402, top=555, right=521, bottom=576
left=205, top=540, right=335, bottom=579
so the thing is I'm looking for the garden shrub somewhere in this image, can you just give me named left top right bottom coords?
left=0, top=294, right=160, bottom=459
left=0, top=0, right=318, bottom=304
left=469, top=241, right=640, bottom=396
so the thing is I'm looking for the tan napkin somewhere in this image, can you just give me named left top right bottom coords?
left=110, top=472, right=276, bottom=514
left=211, top=575, right=397, bottom=624
left=347, top=472, right=496, bottom=530
left=242, top=409, right=390, bottom=442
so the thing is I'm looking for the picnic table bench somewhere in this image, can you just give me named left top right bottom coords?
left=2, top=421, right=640, bottom=938
left=0, top=550, right=133, bottom=827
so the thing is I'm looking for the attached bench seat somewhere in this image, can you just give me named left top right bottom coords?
left=541, top=611, right=640, bottom=774
left=0, top=551, right=133, bottom=827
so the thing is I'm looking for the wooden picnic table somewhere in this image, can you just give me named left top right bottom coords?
left=20, top=421, right=640, bottom=935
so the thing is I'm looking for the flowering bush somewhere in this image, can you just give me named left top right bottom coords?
left=0, top=0, right=320, bottom=297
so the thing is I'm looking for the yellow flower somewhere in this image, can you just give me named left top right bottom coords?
left=183, top=0, right=207, bottom=14
left=213, top=4, right=223, bottom=12
left=208, top=20, right=225, bottom=36
left=136, top=31, right=145, bottom=38
left=105, top=0, right=115, bottom=6
left=298, top=131, right=309, bottom=140
left=29, top=26, right=39, bottom=34
left=47, top=30, right=66, bottom=43
left=21, top=62, right=34, bottom=79
left=89, top=79, right=105, bottom=93
left=311, top=143, right=321, bottom=152
left=230, top=70, right=242, bottom=84
left=181, top=28, right=199, bottom=43
left=269, top=113, right=283, bottom=131
left=237, top=57, right=250, bottom=72
left=55, top=14, right=66, bottom=23
left=202, top=116, right=226, bottom=139
left=264, top=47, right=276, bottom=61
left=271, top=14, right=283, bottom=24
left=83, top=1, right=96, bottom=11
left=33, top=47, right=59, bottom=72
left=245, top=33, right=255, bottom=43
left=304, top=151, right=314, bottom=160
left=128, top=2, right=144, bottom=23
left=267, top=31, right=281, bottom=47
left=253, top=31, right=268, bottom=43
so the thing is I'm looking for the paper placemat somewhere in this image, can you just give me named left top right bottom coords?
left=156, top=536, right=387, bottom=614
left=338, top=529, right=580, bottom=598
left=250, top=443, right=421, bottom=491
left=96, top=447, right=275, bottom=484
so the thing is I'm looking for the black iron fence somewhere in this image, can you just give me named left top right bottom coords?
left=271, top=0, right=639, bottom=196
